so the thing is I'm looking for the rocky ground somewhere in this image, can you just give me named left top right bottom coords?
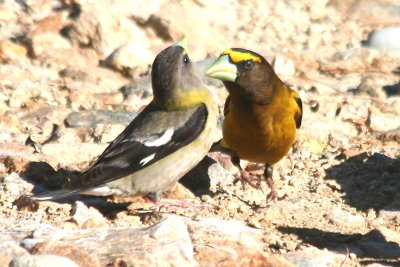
left=1, top=0, right=400, bottom=266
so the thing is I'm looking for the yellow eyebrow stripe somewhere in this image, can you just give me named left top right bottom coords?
left=222, top=49, right=262, bottom=63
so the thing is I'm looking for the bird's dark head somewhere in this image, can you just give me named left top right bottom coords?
left=206, top=48, right=278, bottom=104
left=151, top=38, right=206, bottom=109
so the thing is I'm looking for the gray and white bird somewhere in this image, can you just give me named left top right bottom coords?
left=32, top=39, right=218, bottom=202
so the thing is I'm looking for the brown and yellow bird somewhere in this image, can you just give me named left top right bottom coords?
left=206, top=48, right=302, bottom=201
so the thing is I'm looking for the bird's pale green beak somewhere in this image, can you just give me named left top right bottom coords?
left=175, top=37, right=189, bottom=54
left=205, top=54, right=237, bottom=82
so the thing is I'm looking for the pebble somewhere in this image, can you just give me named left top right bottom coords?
left=284, top=246, right=346, bottom=267
left=70, top=201, right=107, bottom=229
left=364, top=27, right=400, bottom=51
left=355, top=75, right=387, bottom=99
left=40, top=143, right=107, bottom=166
left=103, top=41, right=154, bottom=76
left=378, top=199, right=400, bottom=221
left=11, top=254, right=79, bottom=267
left=0, top=241, right=28, bottom=266
left=3, top=173, right=23, bottom=197
left=0, top=39, right=28, bottom=63
left=65, top=110, right=136, bottom=128
left=327, top=208, right=365, bottom=228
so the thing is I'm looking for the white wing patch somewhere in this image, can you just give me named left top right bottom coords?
left=144, top=127, right=174, bottom=147
left=83, top=186, right=113, bottom=196
left=139, top=153, right=156, bottom=166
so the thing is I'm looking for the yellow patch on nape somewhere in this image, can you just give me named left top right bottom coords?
left=222, top=49, right=262, bottom=63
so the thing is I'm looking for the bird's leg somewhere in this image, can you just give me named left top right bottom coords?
left=231, top=155, right=260, bottom=189
left=264, top=165, right=287, bottom=201
left=211, top=140, right=260, bottom=189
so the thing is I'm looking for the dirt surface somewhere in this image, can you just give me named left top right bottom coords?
left=1, top=0, right=400, bottom=266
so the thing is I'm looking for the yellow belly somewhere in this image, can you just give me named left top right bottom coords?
left=222, top=97, right=297, bottom=164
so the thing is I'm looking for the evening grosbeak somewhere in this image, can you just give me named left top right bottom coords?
left=32, top=39, right=218, bottom=202
left=206, top=48, right=302, bottom=201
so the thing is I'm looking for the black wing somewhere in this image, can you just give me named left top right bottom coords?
left=74, top=103, right=208, bottom=189
left=289, top=88, right=302, bottom=129
left=294, top=95, right=302, bottom=129
left=33, top=103, right=208, bottom=200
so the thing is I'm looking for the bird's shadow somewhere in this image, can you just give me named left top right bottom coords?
left=19, top=162, right=131, bottom=217
left=324, top=152, right=400, bottom=212
left=278, top=226, right=400, bottom=263
left=22, top=161, right=78, bottom=193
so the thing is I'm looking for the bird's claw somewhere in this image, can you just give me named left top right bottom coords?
left=239, top=170, right=261, bottom=189
left=266, top=190, right=288, bottom=202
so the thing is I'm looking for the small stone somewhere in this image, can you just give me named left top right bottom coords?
left=378, top=199, right=400, bottom=221
left=65, top=110, right=136, bottom=128
left=71, top=201, right=107, bottom=229
left=325, top=180, right=342, bottom=192
left=284, top=246, right=346, bottom=267
left=65, top=0, right=149, bottom=57
left=93, top=92, right=124, bottom=106
left=0, top=40, right=28, bottom=63
left=187, top=217, right=263, bottom=249
left=21, top=239, right=44, bottom=251
left=215, top=252, right=295, bottom=267
left=327, top=208, right=365, bottom=228
left=20, top=0, right=53, bottom=21
left=11, top=254, right=79, bottom=267
left=200, top=194, right=211, bottom=202
left=366, top=209, right=376, bottom=220
left=185, top=217, right=283, bottom=266
left=0, top=241, right=28, bottom=267
left=355, top=75, right=387, bottom=99
left=31, top=240, right=100, bottom=267
left=23, top=117, right=55, bottom=146
left=103, top=41, right=154, bottom=76
left=3, top=172, right=23, bottom=197
left=377, top=226, right=400, bottom=244
left=364, top=27, right=400, bottom=51
left=284, top=240, right=298, bottom=251
left=162, top=183, right=196, bottom=200
left=272, top=56, right=296, bottom=76
left=93, top=124, right=126, bottom=143
left=120, top=76, right=153, bottom=111
left=40, top=143, right=108, bottom=166
left=30, top=28, right=71, bottom=58
left=369, top=108, right=400, bottom=132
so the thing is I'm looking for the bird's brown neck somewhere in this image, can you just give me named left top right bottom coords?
left=224, top=76, right=285, bottom=106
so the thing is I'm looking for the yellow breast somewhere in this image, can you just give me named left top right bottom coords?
left=222, top=87, right=298, bottom=164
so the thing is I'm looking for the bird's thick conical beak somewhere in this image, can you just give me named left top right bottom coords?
left=175, top=37, right=189, bottom=54
left=205, top=55, right=237, bottom=82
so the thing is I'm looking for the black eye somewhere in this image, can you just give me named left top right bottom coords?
left=244, top=60, right=253, bottom=70
left=183, top=55, right=190, bottom=64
